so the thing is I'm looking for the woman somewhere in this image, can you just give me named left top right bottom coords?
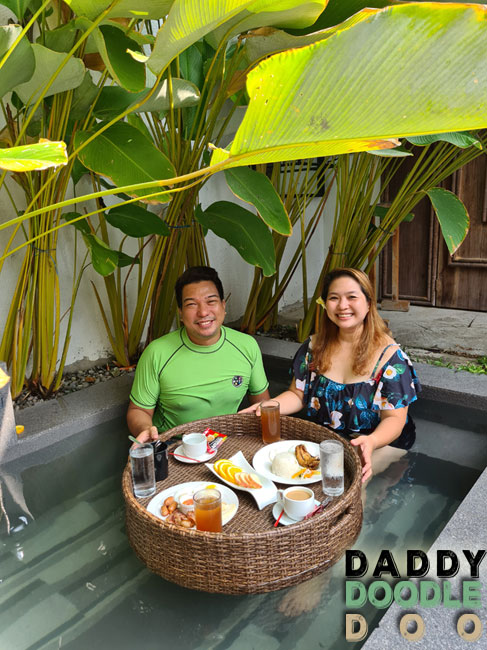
left=244, top=267, right=421, bottom=482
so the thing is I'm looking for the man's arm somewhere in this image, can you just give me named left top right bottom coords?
left=127, top=401, right=159, bottom=442
left=248, top=388, right=270, bottom=405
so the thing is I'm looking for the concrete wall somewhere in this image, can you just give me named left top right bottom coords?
left=0, top=167, right=336, bottom=368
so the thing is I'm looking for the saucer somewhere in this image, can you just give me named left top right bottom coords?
left=272, top=499, right=320, bottom=526
left=172, top=444, right=216, bottom=464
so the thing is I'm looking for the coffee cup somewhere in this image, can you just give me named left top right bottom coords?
left=277, top=486, right=315, bottom=520
left=182, top=432, right=207, bottom=458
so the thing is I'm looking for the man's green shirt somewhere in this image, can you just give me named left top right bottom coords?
left=130, top=326, right=269, bottom=431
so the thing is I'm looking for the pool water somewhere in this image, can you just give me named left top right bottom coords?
left=0, top=394, right=485, bottom=649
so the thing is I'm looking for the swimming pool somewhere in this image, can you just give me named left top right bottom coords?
left=0, top=392, right=485, bottom=649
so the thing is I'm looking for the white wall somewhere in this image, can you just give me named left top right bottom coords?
left=0, top=169, right=335, bottom=368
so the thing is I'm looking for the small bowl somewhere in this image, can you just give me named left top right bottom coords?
left=175, top=491, right=194, bottom=515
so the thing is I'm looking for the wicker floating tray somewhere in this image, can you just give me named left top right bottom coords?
left=123, top=414, right=363, bottom=595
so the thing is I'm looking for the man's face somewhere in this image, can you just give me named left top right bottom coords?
left=179, top=280, right=226, bottom=346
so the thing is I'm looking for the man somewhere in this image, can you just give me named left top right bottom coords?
left=127, top=266, right=270, bottom=441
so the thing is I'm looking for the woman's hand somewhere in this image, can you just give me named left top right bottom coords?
left=239, top=403, right=262, bottom=416
left=350, top=435, right=376, bottom=483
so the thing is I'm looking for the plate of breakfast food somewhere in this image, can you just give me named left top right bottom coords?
left=252, top=440, right=322, bottom=485
left=205, top=451, right=277, bottom=510
left=147, top=481, right=238, bottom=529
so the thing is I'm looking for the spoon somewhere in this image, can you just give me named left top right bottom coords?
left=304, top=496, right=333, bottom=519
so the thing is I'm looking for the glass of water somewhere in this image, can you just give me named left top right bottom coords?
left=130, top=443, right=156, bottom=498
left=319, top=440, right=344, bottom=497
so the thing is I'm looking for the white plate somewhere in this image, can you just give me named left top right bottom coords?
left=252, top=440, right=322, bottom=485
left=272, top=499, right=320, bottom=526
left=172, top=444, right=216, bottom=464
left=205, top=450, right=277, bottom=510
left=146, top=481, right=238, bottom=526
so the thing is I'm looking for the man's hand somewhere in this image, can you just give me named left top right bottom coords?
left=134, top=425, right=159, bottom=445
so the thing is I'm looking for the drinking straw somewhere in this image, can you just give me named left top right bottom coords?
left=169, top=451, right=202, bottom=462
left=128, top=435, right=144, bottom=446
left=274, top=509, right=285, bottom=527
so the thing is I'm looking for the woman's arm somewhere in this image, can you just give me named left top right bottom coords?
left=350, top=407, right=408, bottom=482
left=239, top=379, right=305, bottom=415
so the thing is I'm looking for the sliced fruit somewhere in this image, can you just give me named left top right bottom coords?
left=226, top=464, right=243, bottom=482
left=234, top=472, right=249, bottom=488
left=248, top=473, right=262, bottom=489
left=214, top=459, right=233, bottom=471
left=234, top=472, right=262, bottom=489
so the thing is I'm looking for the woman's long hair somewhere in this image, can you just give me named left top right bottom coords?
left=312, top=268, right=391, bottom=376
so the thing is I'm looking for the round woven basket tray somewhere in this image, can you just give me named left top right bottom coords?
left=123, top=414, right=363, bottom=595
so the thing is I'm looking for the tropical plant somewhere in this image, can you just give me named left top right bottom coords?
left=295, top=130, right=487, bottom=341
left=239, top=157, right=336, bottom=333
left=2, top=0, right=487, bottom=394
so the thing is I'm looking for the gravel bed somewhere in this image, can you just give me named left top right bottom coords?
left=13, top=362, right=133, bottom=411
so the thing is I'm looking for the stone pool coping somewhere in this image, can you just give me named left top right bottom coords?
left=2, top=336, right=486, bottom=649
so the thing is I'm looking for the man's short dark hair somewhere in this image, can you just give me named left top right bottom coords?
left=175, top=266, right=224, bottom=308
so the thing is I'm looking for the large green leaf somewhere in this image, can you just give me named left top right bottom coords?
left=293, top=0, right=399, bottom=32
left=70, top=71, right=100, bottom=120
left=224, top=167, right=291, bottom=235
left=1, top=0, right=33, bottom=20
left=82, top=233, right=139, bottom=276
left=0, top=25, right=35, bottom=96
left=91, top=24, right=145, bottom=93
left=105, top=204, right=170, bottom=237
left=148, top=0, right=255, bottom=75
left=74, top=122, right=176, bottom=203
left=148, top=0, right=326, bottom=75
left=243, top=27, right=332, bottom=67
left=207, top=0, right=329, bottom=48
left=64, top=0, right=173, bottom=21
left=406, top=132, right=482, bottom=149
left=13, top=43, right=85, bottom=105
left=195, top=201, right=276, bottom=276
left=92, top=79, right=200, bottom=119
left=212, top=4, right=487, bottom=168
left=426, top=188, right=469, bottom=255
left=63, top=211, right=91, bottom=234
left=0, top=140, right=68, bottom=172
left=131, top=79, right=201, bottom=113
left=40, top=21, right=78, bottom=53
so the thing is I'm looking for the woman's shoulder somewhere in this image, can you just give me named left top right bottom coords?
left=371, top=337, right=401, bottom=373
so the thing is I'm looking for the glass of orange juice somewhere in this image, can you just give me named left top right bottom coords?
left=193, top=488, right=222, bottom=532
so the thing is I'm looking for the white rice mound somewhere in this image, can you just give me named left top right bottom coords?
left=271, top=451, right=301, bottom=479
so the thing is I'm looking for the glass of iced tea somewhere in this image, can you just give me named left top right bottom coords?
left=193, top=488, right=222, bottom=532
left=261, top=399, right=281, bottom=444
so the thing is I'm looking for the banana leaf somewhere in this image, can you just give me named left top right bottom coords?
left=13, top=43, right=85, bottom=105
left=212, top=3, right=487, bottom=168
left=148, top=0, right=328, bottom=75
left=0, top=140, right=68, bottom=171
left=74, top=122, right=176, bottom=203
left=0, top=25, right=35, bottom=96
left=64, top=0, right=173, bottom=21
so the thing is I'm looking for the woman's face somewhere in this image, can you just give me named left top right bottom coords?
left=325, top=275, right=370, bottom=333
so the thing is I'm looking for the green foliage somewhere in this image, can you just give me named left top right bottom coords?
left=3, top=0, right=487, bottom=393
left=195, top=201, right=276, bottom=276
left=426, top=188, right=469, bottom=255
left=74, top=122, right=176, bottom=203
left=224, top=167, right=291, bottom=235
left=457, top=356, right=487, bottom=374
